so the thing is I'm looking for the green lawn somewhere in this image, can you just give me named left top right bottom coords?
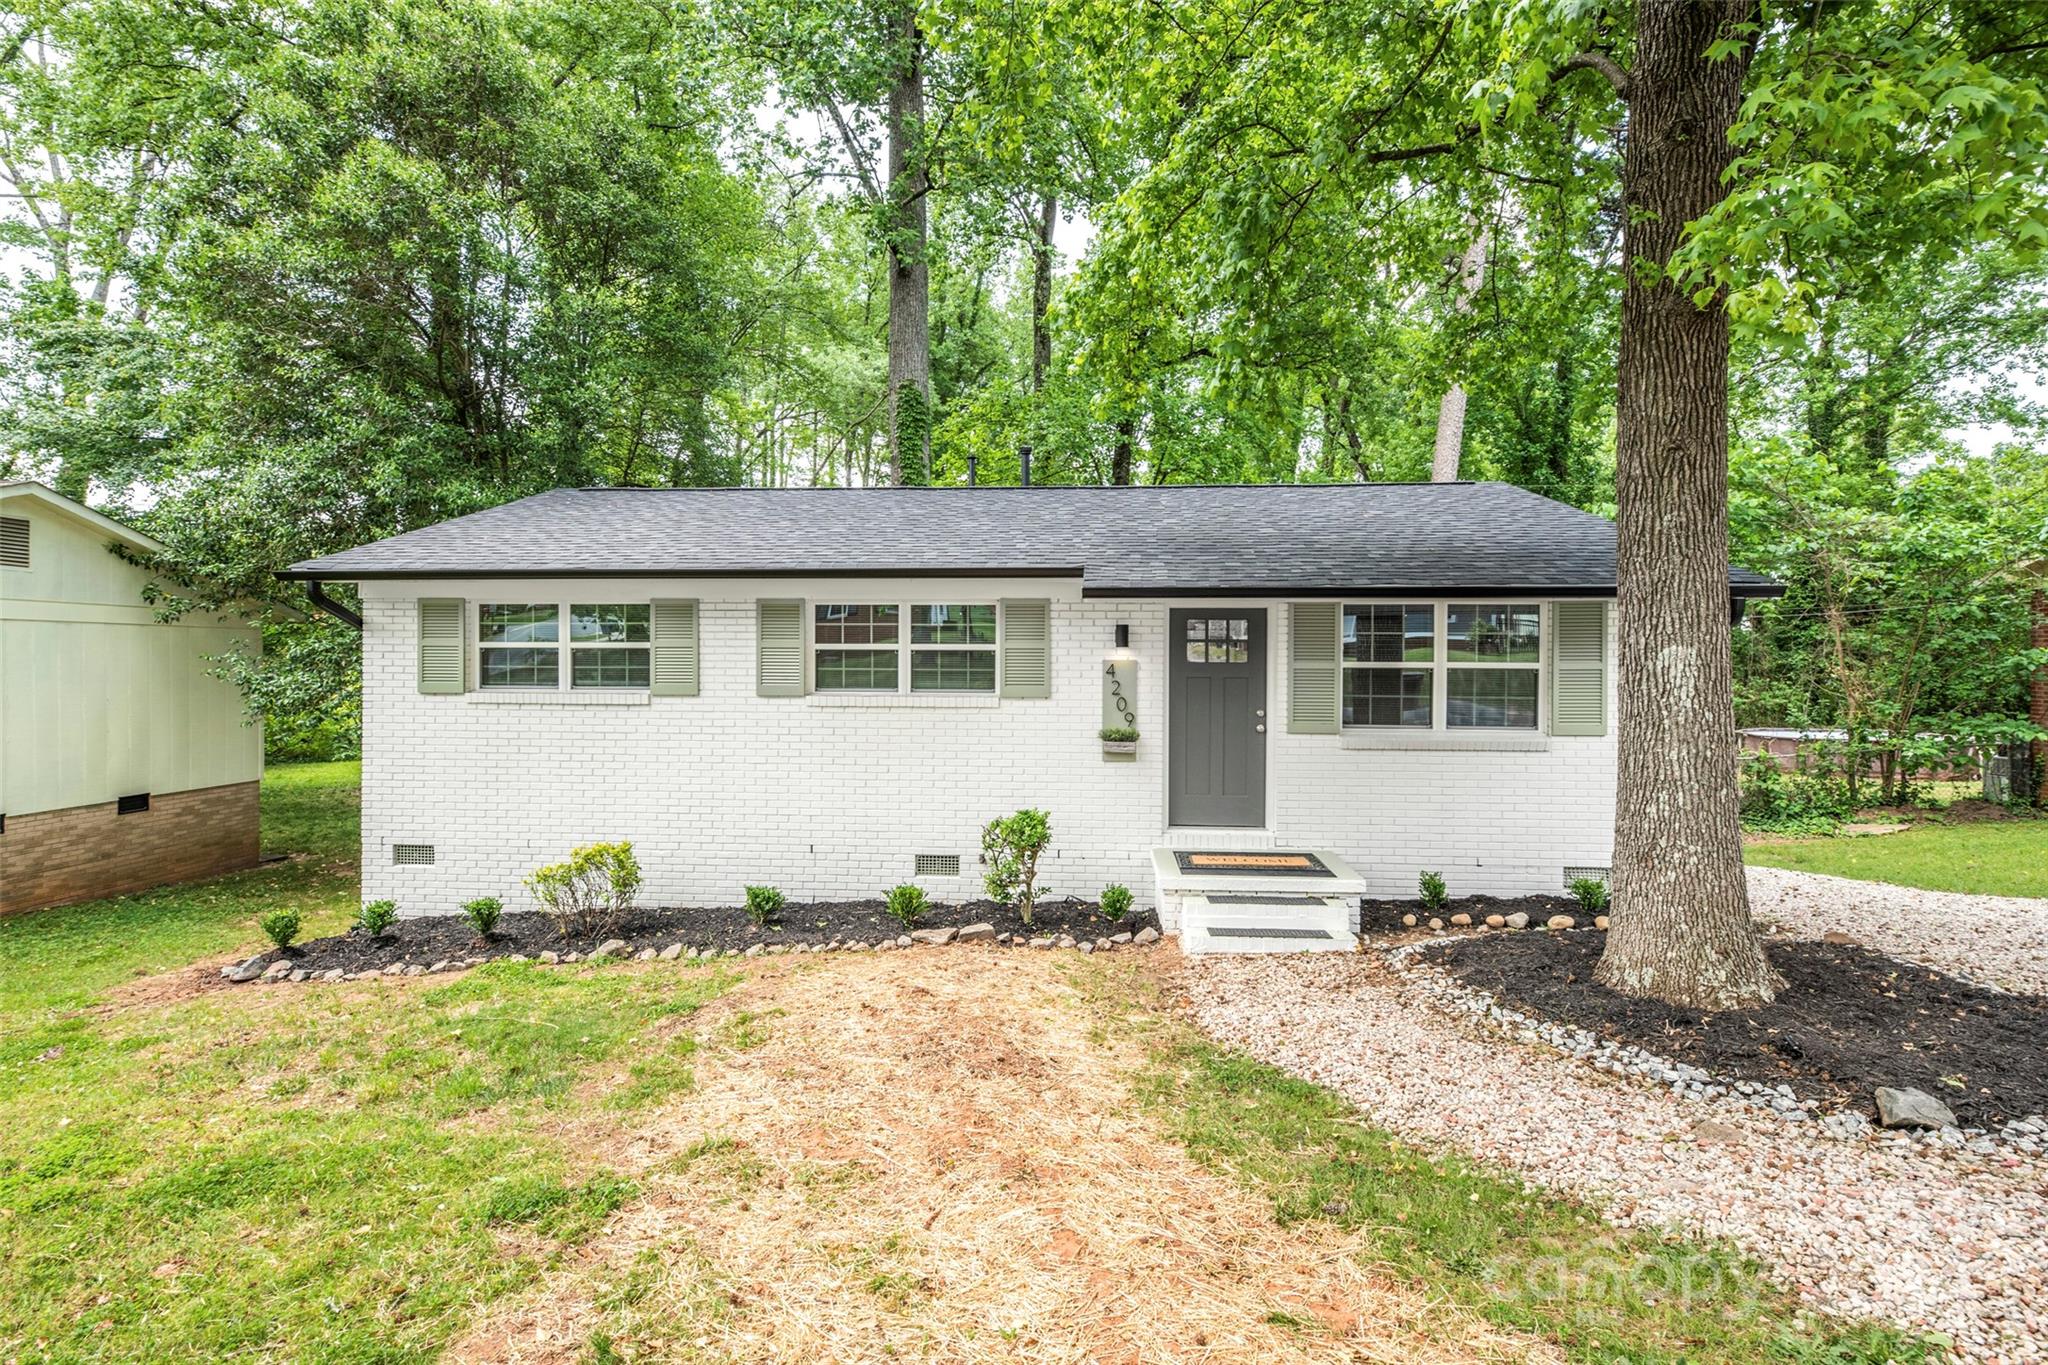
left=0, top=762, right=737, bottom=1362
left=0, top=762, right=1935, bottom=1363
left=1746, top=818, right=2048, bottom=898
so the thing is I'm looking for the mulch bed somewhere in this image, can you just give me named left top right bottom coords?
left=1359, top=893, right=1580, bottom=934
left=1423, top=932, right=2048, bottom=1127
left=260, top=897, right=1155, bottom=977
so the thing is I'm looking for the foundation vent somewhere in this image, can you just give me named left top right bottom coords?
left=914, top=853, right=962, bottom=878
left=116, top=792, right=151, bottom=815
left=1562, top=865, right=1609, bottom=887
left=0, top=516, right=28, bottom=568
left=393, top=843, right=437, bottom=866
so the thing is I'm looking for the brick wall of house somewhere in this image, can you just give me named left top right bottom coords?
left=357, top=582, right=1618, bottom=916
left=0, top=780, right=261, bottom=914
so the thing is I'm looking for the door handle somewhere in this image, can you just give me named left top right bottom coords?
left=1255, top=708, right=1265, bottom=718
left=1254, top=723, right=1266, bottom=733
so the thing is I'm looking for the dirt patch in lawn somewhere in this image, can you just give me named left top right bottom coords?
left=251, top=898, right=1154, bottom=977
left=446, top=951, right=1548, bottom=1365
left=1425, top=933, right=2048, bottom=1127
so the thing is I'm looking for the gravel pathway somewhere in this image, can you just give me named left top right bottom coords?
left=1748, top=865, right=2048, bottom=996
left=1179, top=948, right=2048, bottom=1362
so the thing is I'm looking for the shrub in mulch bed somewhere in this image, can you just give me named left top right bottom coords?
left=1423, top=931, right=2048, bottom=1128
left=1359, top=893, right=1579, bottom=934
left=251, top=897, right=1156, bottom=978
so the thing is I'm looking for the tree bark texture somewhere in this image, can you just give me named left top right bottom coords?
left=1031, top=193, right=1056, bottom=393
left=1594, top=0, right=1783, bottom=1010
left=1430, top=231, right=1487, bottom=482
left=885, top=6, right=931, bottom=485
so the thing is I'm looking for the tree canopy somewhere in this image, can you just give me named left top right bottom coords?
left=4, top=0, right=2045, bottom=783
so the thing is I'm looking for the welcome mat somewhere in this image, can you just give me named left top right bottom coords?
left=1173, top=850, right=1334, bottom=877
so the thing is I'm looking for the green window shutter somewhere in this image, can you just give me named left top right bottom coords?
left=999, top=599, right=1051, bottom=698
left=756, top=599, right=804, bottom=696
left=1550, top=601, right=1608, bottom=736
left=418, top=598, right=465, bottom=695
left=650, top=599, right=700, bottom=696
left=1287, top=602, right=1340, bottom=734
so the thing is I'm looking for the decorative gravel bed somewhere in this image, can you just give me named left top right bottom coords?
left=229, top=897, right=1159, bottom=982
left=1750, top=865, right=2048, bottom=997
left=1420, top=931, right=2048, bottom=1131
left=1177, top=951, right=2048, bottom=1362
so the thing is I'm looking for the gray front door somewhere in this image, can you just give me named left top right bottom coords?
left=1169, top=608, right=1267, bottom=827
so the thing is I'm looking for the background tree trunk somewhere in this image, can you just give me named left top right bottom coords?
left=1031, top=193, right=1056, bottom=392
left=885, top=6, right=930, bottom=485
left=1595, top=0, right=1783, bottom=1010
left=1430, top=230, right=1487, bottom=482
left=1111, top=415, right=1135, bottom=484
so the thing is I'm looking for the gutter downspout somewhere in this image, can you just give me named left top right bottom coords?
left=304, top=579, right=362, bottom=631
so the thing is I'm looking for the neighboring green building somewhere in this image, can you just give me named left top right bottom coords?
left=0, top=481, right=265, bottom=913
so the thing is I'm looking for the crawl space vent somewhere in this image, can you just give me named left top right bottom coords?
left=914, top=853, right=961, bottom=878
left=0, top=516, right=28, bottom=568
left=1562, top=865, right=1610, bottom=887
left=116, top=792, right=151, bottom=815
left=393, top=843, right=437, bottom=866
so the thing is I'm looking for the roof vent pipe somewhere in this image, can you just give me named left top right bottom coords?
left=1019, top=445, right=1032, bottom=486
left=966, top=454, right=978, bottom=486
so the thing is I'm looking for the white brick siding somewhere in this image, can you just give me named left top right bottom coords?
left=358, top=578, right=1614, bottom=916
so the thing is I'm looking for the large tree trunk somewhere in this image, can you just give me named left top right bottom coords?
left=1595, top=0, right=1782, bottom=1010
left=1031, top=193, right=1056, bottom=392
left=885, top=7, right=930, bottom=485
left=1430, top=230, right=1487, bottom=482
left=1111, top=415, right=1135, bottom=484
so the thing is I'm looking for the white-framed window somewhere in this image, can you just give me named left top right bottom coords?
left=1445, top=603, right=1540, bottom=729
left=1342, top=603, right=1435, bottom=727
left=478, top=602, right=650, bottom=690
left=813, top=601, right=997, bottom=692
left=1342, top=602, right=1541, bottom=731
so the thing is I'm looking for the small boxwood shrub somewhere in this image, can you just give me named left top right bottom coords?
left=463, top=896, right=503, bottom=941
left=1098, top=883, right=1133, bottom=922
left=884, top=883, right=928, bottom=928
left=356, top=899, right=398, bottom=938
left=1418, top=871, right=1449, bottom=912
left=525, top=842, right=642, bottom=939
left=982, top=809, right=1052, bottom=926
left=259, top=908, right=302, bottom=950
left=743, top=884, right=786, bottom=928
left=1568, top=876, right=1610, bottom=913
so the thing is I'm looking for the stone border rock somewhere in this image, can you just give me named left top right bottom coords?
left=1384, top=934, right=2048, bottom=1159
left=222, top=922, right=1163, bottom=985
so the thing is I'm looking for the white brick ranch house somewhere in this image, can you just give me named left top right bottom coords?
left=284, top=482, right=1778, bottom=949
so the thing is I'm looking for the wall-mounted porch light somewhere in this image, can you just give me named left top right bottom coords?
left=1114, top=623, right=1130, bottom=649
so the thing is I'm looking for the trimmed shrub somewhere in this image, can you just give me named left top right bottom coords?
left=982, top=809, right=1052, bottom=926
left=525, top=842, right=642, bottom=939
left=463, top=896, right=503, bottom=941
left=1098, top=883, right=1133, bottom=922
left=883, top=883, right=928, bottom=928
left=1567, top=876, right=1610, bottom=913
left=1418, top=871, right=1449, bottom=912
left=1099, top=725, right=1138, bottom=742
left=356, top=899, right=398, bottom=938
left=743, top=884, right=785, bottom=928
left=260, top=908, right=302, bottom=950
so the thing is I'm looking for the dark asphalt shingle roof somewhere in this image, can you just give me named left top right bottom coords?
left=283, top=483, right=1780, bottom=597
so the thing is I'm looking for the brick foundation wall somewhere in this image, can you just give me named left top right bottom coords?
left=0, top=781, right=261, bottom=914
